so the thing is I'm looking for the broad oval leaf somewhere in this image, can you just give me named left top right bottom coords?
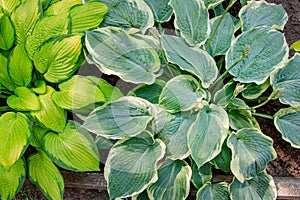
left=188, top=104, right=229, bottom=167
left=0, top=15, right=14, bottom=50
left=226, top=27, right=289, bottom=84
left=228, top=109, right=259, bottom=131
left=85, top=27, right=160, bottom=84
left=0, top=53, right=16, bottom=91
left=239, top=1, right=288, bottom=32
left=0, top=0, right=20, bottom=13
left=28, top=151, right=64, bottom=200
left=213, top=81, right=237, bottom=107
left=143, top=0, right=173, bottom=23
left=191, top=160, right=212, bottom=189
left=274, top=107, right=300, bottom=148
left=162, top=35, right=218, bottom=88
left=196, top=182, right=229, bottom=200
left=0, top=112, right=30, bottom=168
left=44, top=0, right=81, bottom=16
left=104, top=137, right=165, bottom=199
left=227, top=128, right=277, bottom=183
left=148, top=159, right=192, bottom=200
left=170, top=0, right=210, bottom=46
left=7, top=87, right=41, bottom=111
left=242, top=79, right=270, bottom=100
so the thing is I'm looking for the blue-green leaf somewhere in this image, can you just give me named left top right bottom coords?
left=210, top=138, right=232, bottom=173
left=143, top=0, right=173, bottom=23
left=191, top=160, right=212, bottom=189
left=196, top=182, right=229, bottom=200
left=242, top=79, right=270, bottom=100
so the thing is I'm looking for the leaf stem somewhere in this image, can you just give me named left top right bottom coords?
left=251, top=91, right=277, bottom=110
left=157, top=22, right=163, bottom=33
left=0, top=106, right=12, bottom=112
left=251, top=112, right=274, bottom=120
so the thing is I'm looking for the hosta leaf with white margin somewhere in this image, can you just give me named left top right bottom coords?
left=213, top=81, right=237, bottom=107
left=271, top=53, right=300, bottom=106
left=0, top=112, right=30, bottom=168
left=31, top=86, right=66, bottom=133
left=228, top=109, right=259, bottom=131
left=242, top=79, right=270, bottom=100
left=85, top=27, right=160, bottom=84
left=226, top=98, right=249, bottom=110
left=203, top=0, right=225, bottom=9
left=291, top=40, right=300, bottom=52
left=69, top=1, right=108, bottom=33
left=0, top=53, right=16, bottom=91
left=196, top=182, right=229, bottom=200
left=83, top=96, right=154, bottom=140
left=0, top=0, right=20, bottom=13
left=0, top=15, right=14, bottom=50
left=230, top=172, right=277, bottom=200
left=226, top=27, right=289, bottom=84
left=0, top=157, right=26, bottom=200
left=191, top=159, right=212, bottom=189
left=98, top=0, right=154, bottom=33
left=188, top=104, right=229, bottom=167
left=8, top=43, right=33, bottom=86
left=210, top=137, right=231, bottom=173
left=170, top=0, right=209, bottom=46
left=148, top=159, right=192, bottom=200
left=11, top=0, right=42, bottom=44
left=159, top=75, right=206, bottom=113
left=44, top=0, right=81, bottom=16
left=7, top=87, right=41, bottom=111
left=205, top=13, right=234, bottom=57
left=151, top=105, right=178, bottom=134
left=162, top=35, right=218, bottom=88
left=143, top=0, right=173, bottom=23
left=33, top=35, right=82, bottom=83
left=104, top=135, right=165, bottom=199
left=28, top=151, right=64, bottom=200
left=274, top=107, right=300, bottom=148
left=239, top=1, right=288, bottom=32
left=227, top=128, right=276, bottom=183
left=31, top=125, right=48, bottom=148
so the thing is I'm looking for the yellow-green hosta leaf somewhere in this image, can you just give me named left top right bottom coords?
left=0, top=53, right=16, bottom=91
left=0, top=15, right=14, bottom=50
left=242, top=79, right=270, bottom=100
left=7, top=87, right=41, bottom=111
left=11, top=0, right=42, bottom=43
left=8, top=43, right=33, bottom=86
left=0, top=0, right=20, bottom=13
left=31, top=80, right=47, bottom=95
left=28, top=151, right=64, bottom=200
left=148, top=160, right=192, bottom=200
left=33, top=35, right=82, bottom=83
left=0, top=112, right=30, bottom=168
left=44, top=0, right=81, bottom=16
left=143, top=0, right=173, bottom=23
left=31, top=125, right=48, bottom=148
left=196, top=182, right=229, bottom=200
left=104, top=137, right=165, bottom=199
left=43, top=121, right=100, bottom=172
left=0, top=157, right=26, bottom=200
left=290, top=40, right=300, bottom=51
left=227, top=128, right=277, bottom=183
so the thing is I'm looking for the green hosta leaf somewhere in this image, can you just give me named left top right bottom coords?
left=148, top=160, right=192, bottom=200
left=196, top=182, right=229, bottom=200
left=203, top=0, right=225, bottom=9
left=271, top=54, right=300, bottom=106
left=170, top=0, right=209, bottom=46
left=83, top=96, right=154, bottom=140
left=274, top=107, right=300, bottom=148
left=31, top=125, right=48, bottom=148
left=213, top=81, right=237, bottom=107
left=44, top=0, right=81, bottom=15
left=230, top=172, right=277, bottom=200
left=188, top=104, right=229, bottom=167
left=85, top=27, right=160, bottom=84
left=96, top=135, right=116, bottom=150
left=226, top=27, right=288, bottom=84
left=191, top=160, right=212, bottom=189
left=143, top=0, right=173, bottom=23
left=239, top=1, right=288, bottom=32
left=227, top=98, right=249, bottom=110
left=0, top=15, right=14, bottom=50
left=162, top=35, right=218, bottom=88
left=291, top=40, right=300, bottom=51
left=28, top=151, right=64, bottom=200
left=31, top=86, right=66, bottom=132
left=0, top=53, right=16, bottom=91
left=7, top=87, right=41, bottom=111
left=69, top=1, right=108, bottom=33
left=210, top=138, right=232, bottom=173
left=0, top=0, right=20, bottom=13
left=242, top=79, right=270, bottom=100
left=33, top=35, right=82, bottom=83
left=11, top=0, right=42, bottom=43
left=227, top=128, right=276, bottom=183
left=104, top=137, right=165, bottom=199
left=228, top=110, right=259, bottom=130
left=0, top=112, right=30, bottom=168
left=159, top=75, right=206, bottom=113
left=31, top=80, right=47, bottom=95
left=151, top=105, right=178, bottom=134
left=0, top=158, right=26, bottom=200
left=134, top=190, right=150, bottom=200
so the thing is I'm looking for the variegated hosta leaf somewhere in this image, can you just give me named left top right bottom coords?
left=33, top=35, right=82, bottom=83
left=148, top=160, right=192, bottom=200
left=104, top=137, right=165, bottom=199
left=239, top=1, right=288, bottom=32
left=0, top=53, right=16, bottom=91
left=0, top=112, right=30, bottom=168
left=83, top=96, right=154, bottom=140
left=8, top=43, right=33, bottom=86
left=210, top=138, right=232, bottom=173
left=0, top=0, right=20, bottom=13
left=271, top=53, right=300, bottom=106
left=11, top=0, right=42, bottom=43
left=69, top=1, right=108, bottom=33
left=242, top=79, right=270, bottom=100
left=191, top=160, right=212, bottom=189
left=227, top=128, right=277, bottom=183
left=143, top=0, right=173, bottom=23
left=7, top=87, right=41, bottom=111
left=213, top=81, right=237, bottom=107
left=28, top=151, right=64, bottom=200
left=99, top=0, right=154, bottom=33
left=274, top=107, right=300, bottom=148
left=31, top=125, right=48, bottom=148
left=170, top=0, right=210, bottom=46
left=230, top=172, right=277, bottom=200
left=188, top=104, right=229, bottom=167
left=0, top=158, right=26, bottom=200
left=85, top=27, right=160, bottom=84
left=228, top=109, right=259, bottom=130
left=159, top=75, right=206, bottom=113
left=44, top=0, right=82, bottom=16
left=0, top=15, right=14, bottom=50
left=203, top=0, right=225, bottom=9
left=196, top=182, right=229, bottom=200
left=226, top=27, right=289, bottom=84
left=162, top=35, right=218, bottom=88
left=31, top=86, right=66, bottom=133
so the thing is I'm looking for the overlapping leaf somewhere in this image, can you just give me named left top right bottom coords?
left=242, top=80, right=270, bottom=100
left=7, top=87, right=41, bottom=111
left=0, top=53, right=16, bottom=91
left=44, top=0, right=81, bottom=16
left=196, top=182, right=229, bottom=200
left=191, top=160, right=212, bottom=189
left=0, top=0, right=20, bottom=13
left=143, top=0, right=173, bottom=23
left=0, top=15, right=14, bottom=50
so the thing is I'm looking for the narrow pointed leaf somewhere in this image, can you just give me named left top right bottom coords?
left=0, top=0, right=20, bottom=13
left=0, top=15, right=14, bottom=50
left=196, top=182, right=229, bottom=200
left=44, top=0, right=81, bottom=16
left=191, top=160, right=212, bottom=189
left=0, top=53, right=16, bottom=91
left=7, top=87, right=41, bottom=111
left=242, top=79, right=270, bottom=100
left=143, top=0, right=173, bottom=22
